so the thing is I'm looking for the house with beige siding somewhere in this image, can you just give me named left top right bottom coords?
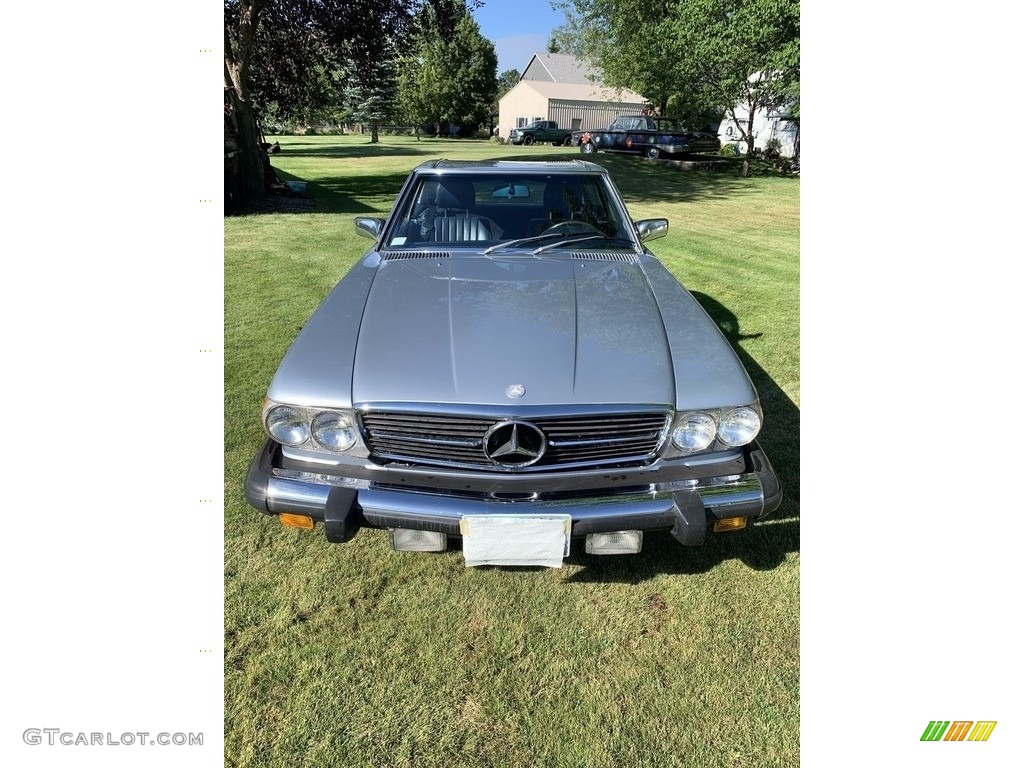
left=498, top=53, right=647, bottom=140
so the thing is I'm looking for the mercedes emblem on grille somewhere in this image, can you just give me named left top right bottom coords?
left=483, top=421, right=546, bottom=467
left=505, top=384, right=526, bottom=399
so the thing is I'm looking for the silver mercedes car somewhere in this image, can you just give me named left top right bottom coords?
left=244, top=159, right=781, bottom=567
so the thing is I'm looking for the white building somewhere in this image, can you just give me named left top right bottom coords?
left=497, top=53, right=647, bottom=140
left=718, top=103, right=798, bottom=157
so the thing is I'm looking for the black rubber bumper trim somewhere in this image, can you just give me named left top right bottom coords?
left=244, top=440, right=276, bottom=515
left=747, top=440, right=783, bottom=518
left=324, top=487, right=361, bottom=543
left=669, top=489, right=708, bottom=546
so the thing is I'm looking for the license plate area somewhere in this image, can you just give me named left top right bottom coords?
left=460, top=515, right=571, bottom=568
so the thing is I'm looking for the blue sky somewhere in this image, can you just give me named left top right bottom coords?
left=472, top=0, right=567, bottom=74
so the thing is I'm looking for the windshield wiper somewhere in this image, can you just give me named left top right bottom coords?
left=532, top=236, right=635, bottom=255
left=482, top=231, right=576, bottom=255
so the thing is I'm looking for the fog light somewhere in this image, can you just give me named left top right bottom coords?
left=279, top=513, right=314, bottom=530
left=585, top=530, right=643, bottom=555
left=713, top=517, right=748, bottom=532
left=390, top=528, right=447, bottom=552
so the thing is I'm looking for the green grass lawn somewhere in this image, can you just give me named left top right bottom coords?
left=225, top=134, right=799, bottom=768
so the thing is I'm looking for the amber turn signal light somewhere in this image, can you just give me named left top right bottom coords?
left=279, top=513, right=314, bottom=530
left=712, top=516, right=748, bottom=532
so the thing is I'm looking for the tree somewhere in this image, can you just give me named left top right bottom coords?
left=242, top=1, right=342, bottom=127
left=496, top=68, right=521, bottom=97
left=551, top=0, right=715, bottom=119
left=551, top=0, right=799, bottom=173
left=225, top=1, right=492, bottom=203
left=676, top=0, right=799, bottom=173
left=345, top=59, right=400, bottom=143
left=487, top=68, right=522, bottom=134
left=224, top=0, right=270, bottom=203
left=398, top=7, right=497, bottom=136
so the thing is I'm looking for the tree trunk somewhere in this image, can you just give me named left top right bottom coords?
left=742, top=110, right=756, bottom=178
left=370, top=122, right=379, bottom=143
left=225, top=1, right=269, bottom=206
left=225, top=87, right=267, bottom=201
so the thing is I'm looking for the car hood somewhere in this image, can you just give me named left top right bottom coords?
left=351, top=254, right=674, bottom=406
left=268, top=251, right=756, bottom=411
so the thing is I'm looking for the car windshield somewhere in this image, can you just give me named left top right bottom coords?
left=384, top=173, right=635, bottom=249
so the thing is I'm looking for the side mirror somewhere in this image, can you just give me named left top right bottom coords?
left=354, top=217, right=385, bottom=240
left=635, top=218, right=669, bottom=243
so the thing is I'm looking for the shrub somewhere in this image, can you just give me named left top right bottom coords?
left=719, top=143, right=740, bottom=157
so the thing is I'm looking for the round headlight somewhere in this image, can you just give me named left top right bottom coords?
left=671, top=412, right=717, bottom=452
left=266, top=405, right=309, bottom=446
left=718, top=407, right=761, bottom=447
left=311, top=411, right=357, bottom=452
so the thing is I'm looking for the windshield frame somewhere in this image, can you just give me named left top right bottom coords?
left=379, top=169, right=641, bottom=253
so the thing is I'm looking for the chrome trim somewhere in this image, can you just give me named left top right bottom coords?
left=367, top=451, right=656, bottom=473
left=548, top=433, right=662, bottom=449
left=266, top=477, right=330, bottom=515
left=370, top=431, right=482, bottom=448
left=263, top=470, right=764, bottom=521
left=483, top=420, right=547, bottom=467
left=354, top=402, right=672, bottom=419
left=358, top=486, right=681, bottom=522
left=358, top=405, right=672, bottom=473
left=695, top=475, right=763, bottom=517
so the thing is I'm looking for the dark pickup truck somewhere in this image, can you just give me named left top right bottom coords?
left=572, top=115, right=721, bottom=159
left=508, top=120, right=574, bottom=146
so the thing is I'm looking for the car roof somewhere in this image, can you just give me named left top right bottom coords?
left=413, top=159, right=607, bottom=176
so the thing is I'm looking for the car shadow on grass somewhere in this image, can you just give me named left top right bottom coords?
left=567, top=290, right=799, bottom=584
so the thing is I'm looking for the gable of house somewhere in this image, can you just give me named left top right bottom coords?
left=521, top=53, right=594, bottom=85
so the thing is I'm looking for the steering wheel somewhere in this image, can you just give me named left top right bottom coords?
left=545, top=220, right=602, bottom=236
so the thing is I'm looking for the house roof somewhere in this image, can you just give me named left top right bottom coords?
left=522, top=52, right=594, bottom=84
left=509, top=79, right=646, bottom=105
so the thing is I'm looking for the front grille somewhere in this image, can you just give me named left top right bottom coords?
left=360, top=410, right=670, bottom=471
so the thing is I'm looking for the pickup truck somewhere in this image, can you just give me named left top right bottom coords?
left=572, top=115, right=721, bottom=159
left=508, top=120, right=573, bottom=146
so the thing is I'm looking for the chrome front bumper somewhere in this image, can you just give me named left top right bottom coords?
left=245, top=440, right=782, bottom=547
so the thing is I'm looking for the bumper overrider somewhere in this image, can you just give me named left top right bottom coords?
left=244, top=439, right=782, bottom=550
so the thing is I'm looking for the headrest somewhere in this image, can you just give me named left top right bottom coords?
left=544, top=182, right=578, bottom=213
left=435, top=177, right=475, bottom=210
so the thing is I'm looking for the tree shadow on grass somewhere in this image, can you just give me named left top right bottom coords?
left=486, top=150, right=767, bottom=205
left=247, top=142, right=791, bottom=216
left=238, top=167, right=413, bottom=216
left=567, top=290, right=799, bottom=585
left=271, top=142, right=430, bottom=160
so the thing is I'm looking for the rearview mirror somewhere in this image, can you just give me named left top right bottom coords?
left=492, top=183, right=530, bottom=199
left=635, top=218, right=669, bottom=243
